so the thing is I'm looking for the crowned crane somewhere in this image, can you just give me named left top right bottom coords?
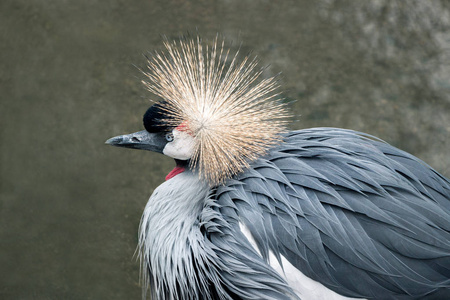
left=106, top=37, right=450, bottom=300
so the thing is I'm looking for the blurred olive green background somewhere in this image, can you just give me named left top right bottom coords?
left=1, top=0, right=449, bottom=299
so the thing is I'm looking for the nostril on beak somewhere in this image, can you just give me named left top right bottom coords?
left=132, top=137, right=141, bottom=142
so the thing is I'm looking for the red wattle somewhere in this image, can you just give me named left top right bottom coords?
left=165, top=166, right=186, bottom=180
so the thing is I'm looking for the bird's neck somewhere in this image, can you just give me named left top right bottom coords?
left=138, top=171, right=213, bottom=299
left=165, top=159, right=190, bottom=180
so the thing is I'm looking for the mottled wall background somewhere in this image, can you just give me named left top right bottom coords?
left=1, top=0, right=449, bottom=299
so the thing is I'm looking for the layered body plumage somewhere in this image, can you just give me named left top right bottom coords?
left=106, top=37, right=450, bottom=299
left=133, top=128, right=450, bottom=300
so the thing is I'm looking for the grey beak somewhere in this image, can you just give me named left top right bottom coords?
left=105, top=130, right=166, bottom=153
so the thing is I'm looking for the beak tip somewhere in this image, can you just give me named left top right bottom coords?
left=105, top=136, right=123, bottom=146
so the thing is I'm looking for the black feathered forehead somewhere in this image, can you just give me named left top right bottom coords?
left=143, top=102, right=175, bottom=133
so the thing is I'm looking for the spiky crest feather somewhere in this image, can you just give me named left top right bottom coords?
left=142, top=36, right=290, bottom=185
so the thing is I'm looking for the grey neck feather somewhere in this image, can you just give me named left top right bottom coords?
left=138, top=171, right=217, bottom=299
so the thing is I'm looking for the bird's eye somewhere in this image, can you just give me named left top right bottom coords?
left=165, top=132, right=174, bottom=142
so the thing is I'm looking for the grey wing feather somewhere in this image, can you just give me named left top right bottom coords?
left=213, top=128, right=450, bottom=299
left=201, top=192, right=299, bottom=300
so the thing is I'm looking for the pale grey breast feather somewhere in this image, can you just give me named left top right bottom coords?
left=138, top=172, right=223, bottom=300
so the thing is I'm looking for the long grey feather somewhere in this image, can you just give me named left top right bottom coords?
left=213, top=128, right=450, bottom=299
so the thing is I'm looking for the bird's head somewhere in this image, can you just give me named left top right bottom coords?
left=106, top=36, right=290, bottom=186
left=106, top=102, right=195, bottom=159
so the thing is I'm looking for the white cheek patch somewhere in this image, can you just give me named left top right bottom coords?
left=163, top=129, right=195, bottom=160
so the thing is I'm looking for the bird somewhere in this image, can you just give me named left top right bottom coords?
left=106, top=36, right=450, bottom=300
